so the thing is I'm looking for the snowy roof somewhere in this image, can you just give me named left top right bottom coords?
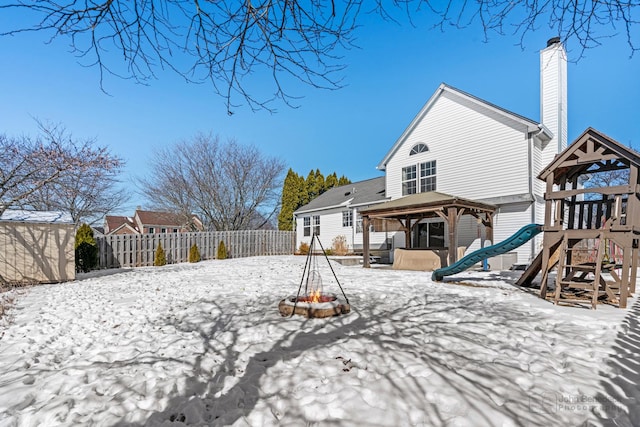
left=0, top=209, right=74, bottom=224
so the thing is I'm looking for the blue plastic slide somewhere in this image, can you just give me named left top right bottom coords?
left=432, top=224, right=542, bottom=281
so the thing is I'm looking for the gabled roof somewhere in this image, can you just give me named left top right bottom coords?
left=377, top=83, right=553, bottom=170
left=539, top=127, right=640, bottom=184
left=105, top=215, right=138, bottom=233
left=0, top=209, right=73, bottom=224
left=359, top=191, right=495, bottom=217
left=294, top=176, right=387, bottom=214
left=135, top=210, right=190, bottom=227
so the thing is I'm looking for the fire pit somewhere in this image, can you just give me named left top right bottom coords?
left=278, top=293, right=350, bottom=318
left=280, top=234, right=351, bottom=318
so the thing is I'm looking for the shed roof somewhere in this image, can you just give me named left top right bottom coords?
left=0, top=209, right=74, bottom=224
left=294, top=176, right=387, bottom=214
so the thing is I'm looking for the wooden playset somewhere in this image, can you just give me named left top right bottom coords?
left=518, top=128, right=640, bottom=308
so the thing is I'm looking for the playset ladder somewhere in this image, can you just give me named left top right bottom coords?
left=553, top=232, right=618, bottom=309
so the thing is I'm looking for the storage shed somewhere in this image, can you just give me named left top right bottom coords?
left=0, top=210, right=75, bottom=284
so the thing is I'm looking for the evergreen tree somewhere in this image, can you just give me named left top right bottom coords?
left=189, top=243, right=201, bottom=263
left=305, top=169, right=320, bottom=201
left=278, top=169, right=351, bottom=229
left=325, top=172, right=338, bottom=190
left=297, top=173, right=309, bottom=206
left=338, top=175, right=351, bottom=186
left=75, top=223, right=98, bottom=273
left=217, top=240, right=228, bottom=259
left=314, top=169, right=326, bottom=195
left=154, top=242, right=167, bottom=266
left=278, top=168, right=303, bottom=231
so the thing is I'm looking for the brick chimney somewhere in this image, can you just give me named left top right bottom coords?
left=540, top=37, right=568, bottom=166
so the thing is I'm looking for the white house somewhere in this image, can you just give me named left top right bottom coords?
left=294, top=38, right=568, bottom=266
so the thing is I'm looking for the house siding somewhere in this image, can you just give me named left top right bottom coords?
left=385, top=92, right=531, bottom=201
left=295, top=206, right=388, bottom=253
left=492, top=202, right=537, bottom=262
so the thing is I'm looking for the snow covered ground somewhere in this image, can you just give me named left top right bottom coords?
left=0, top=255, right=638, bottom=426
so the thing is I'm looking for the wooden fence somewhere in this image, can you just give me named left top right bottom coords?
left=96, top=230, right=295, bottom=269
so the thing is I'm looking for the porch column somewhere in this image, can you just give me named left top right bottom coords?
left=447, top=207, right=459, bottom=266
left=363, top=215, right=370, bottom=268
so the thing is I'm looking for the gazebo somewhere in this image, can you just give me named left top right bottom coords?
left=359, top=192, right=496, bottom=268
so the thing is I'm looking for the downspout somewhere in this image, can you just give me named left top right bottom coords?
left=292, top=212, right=297, bottom=254
left=528, top=132, right=536, bottom=260
left=352, top=206, right=357, bottom=252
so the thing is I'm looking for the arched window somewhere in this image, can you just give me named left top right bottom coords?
left=410, top=143, right=428, bottom=155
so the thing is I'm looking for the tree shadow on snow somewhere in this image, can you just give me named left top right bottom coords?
left=113, top=289, right=604, bottom=427
left=595, top=297, right=640, bottom=426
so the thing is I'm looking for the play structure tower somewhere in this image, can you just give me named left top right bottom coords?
left=519, top=128, right=640, bottom=308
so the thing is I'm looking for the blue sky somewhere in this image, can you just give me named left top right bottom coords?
left=1, top=8, right=639, bottom=215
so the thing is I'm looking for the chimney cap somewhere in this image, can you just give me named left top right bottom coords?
left=547, top=37, right=561, bottom=47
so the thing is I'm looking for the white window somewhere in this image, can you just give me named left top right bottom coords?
left=403, top=161, right=436, bottom=195
left=161, top=228, right=167, bottom=233
left=342, top=210, right=353, bottom=227
left=148, top=227, right=155, bottom=233
left=420, top=160, right=436, bottom=192
left=410, top=143, right=429, bottom=155
left=402, top=165, right=417, bottom=195
left=313, top=215, right=320, bottom=235
left=303, top=217, right=311, bottom=236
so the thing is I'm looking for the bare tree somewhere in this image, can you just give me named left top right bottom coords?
left=2, top=1, right=637, bottom=112
left=25, top=153, right=129, bottom=225
left=139, top=134, right=285, bottom=230
left=0, top=122, right=125, bottom=222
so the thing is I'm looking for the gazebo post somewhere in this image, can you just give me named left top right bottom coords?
left=363, top=215, right=370, bottom=268
left=447, top=207, right=459, bottom=266
left=485, top=212, right=494, bottom=244
left=404, top=216, right=412, bottom=248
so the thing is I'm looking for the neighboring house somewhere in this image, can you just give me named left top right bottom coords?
left=0, top=209, right=75, bottom=283
left=294, top=38, right=568, bottom=265
left=104, top=209, right=204, bottom=235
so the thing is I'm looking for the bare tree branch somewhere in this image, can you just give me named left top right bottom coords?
left=1, top=1, right=638, bottom=112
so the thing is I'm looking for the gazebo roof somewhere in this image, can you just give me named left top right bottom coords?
left=359, top=191, right=496, bottom=218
